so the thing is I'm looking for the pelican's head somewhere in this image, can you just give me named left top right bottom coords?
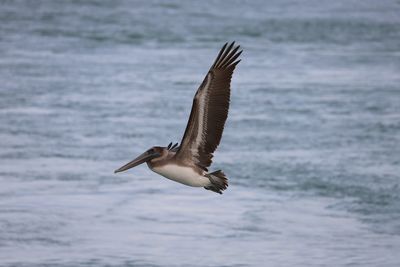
left=114, top=146, right=163, bottom=173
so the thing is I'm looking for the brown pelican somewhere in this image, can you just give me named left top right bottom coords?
left=115, top=42, right=242, bottom=194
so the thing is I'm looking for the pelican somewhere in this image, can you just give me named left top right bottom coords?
left=115, top=42, right=242, bottom=194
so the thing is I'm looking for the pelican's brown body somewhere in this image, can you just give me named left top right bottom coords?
left=147, top=146, right=212, bottom=188
left=115, top=42, right=242, bottom=194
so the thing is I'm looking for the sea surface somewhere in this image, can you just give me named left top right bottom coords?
left=1, top=0, right=400, bottom=266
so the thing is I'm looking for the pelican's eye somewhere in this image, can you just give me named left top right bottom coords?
left=148, top=148, right=155, bottom=154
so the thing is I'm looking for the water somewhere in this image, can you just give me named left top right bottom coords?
left=1, top=0, right=400, bottom=266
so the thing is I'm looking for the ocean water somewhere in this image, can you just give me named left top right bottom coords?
left=1, top=0, right=400, bottom=266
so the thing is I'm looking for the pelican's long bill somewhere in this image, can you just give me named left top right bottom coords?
left=114, top=150, right=160, bottom=173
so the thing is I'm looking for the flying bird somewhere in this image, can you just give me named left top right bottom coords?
left=115, top=42, right=242, bottom=194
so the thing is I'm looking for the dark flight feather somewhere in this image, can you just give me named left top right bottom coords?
left=176, top=42, right=242, bottom=170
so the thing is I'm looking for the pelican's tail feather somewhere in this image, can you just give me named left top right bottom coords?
left=204, top=170, right=228, bottom=194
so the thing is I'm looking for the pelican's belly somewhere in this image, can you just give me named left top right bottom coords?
left=151, top=164, right=210, bottom=187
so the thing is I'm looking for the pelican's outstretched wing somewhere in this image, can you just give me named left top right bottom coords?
left=175, top=42, right=242, bottom=170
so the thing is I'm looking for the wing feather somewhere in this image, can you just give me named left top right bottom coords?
left=175, top=42, right=242, bottom=170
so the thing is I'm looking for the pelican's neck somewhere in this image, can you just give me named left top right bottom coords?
left=147, top=149, right=175, bottom=169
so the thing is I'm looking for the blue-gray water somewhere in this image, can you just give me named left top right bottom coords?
left=1, top=0, right=400, bottom=266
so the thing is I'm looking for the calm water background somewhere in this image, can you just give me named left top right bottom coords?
left=1, top=0, right=400, bottom=266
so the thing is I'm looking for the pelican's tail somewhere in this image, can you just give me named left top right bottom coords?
left=204, top=170, right=228, bottom=194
